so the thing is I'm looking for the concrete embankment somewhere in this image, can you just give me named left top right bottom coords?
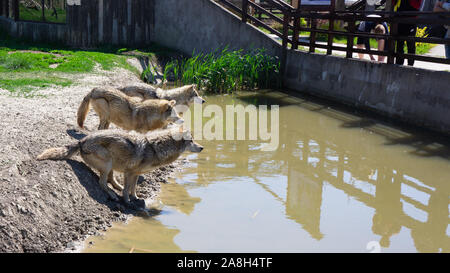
left=284, top=51, right=450, bottom=135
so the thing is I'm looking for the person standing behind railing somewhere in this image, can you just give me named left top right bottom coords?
left=356, top=15, right=389, bottom=62
left=394, top=0, right=423, bottom=66
left=434, top=0, right=450, bottom=59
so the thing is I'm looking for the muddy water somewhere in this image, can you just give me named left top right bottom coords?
left=84, top=91, right=450, bottom=253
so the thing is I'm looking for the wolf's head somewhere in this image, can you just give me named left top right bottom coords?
left=160, top=100, right=184, bottom=125
left=188, top=85, right=206, bottom=105
left=171, top=127, right=204, bottom=153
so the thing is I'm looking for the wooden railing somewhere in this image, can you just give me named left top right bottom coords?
left=216, top=0, right=450, bottom=66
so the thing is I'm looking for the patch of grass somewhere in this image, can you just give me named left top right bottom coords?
left=163, top=48, right=280, bottom=94
left=0, top=47, right=137, bottom=74
left=0, top=33, right=182, bottom=95
left=0, top=74, right=73, bottom=97
left=0, top=32, right=176, bottom=75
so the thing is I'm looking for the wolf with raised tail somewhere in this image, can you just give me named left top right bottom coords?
left=77, top=87, right=183, bottom=133
left=37, top=127, right=203, bottom=203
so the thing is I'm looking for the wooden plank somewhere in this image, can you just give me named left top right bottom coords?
left=346, top=18, right=355, bottom=58
left=13, top=0, right=18, bottom=21
left=292, top=15, right=300, bottom=50
left=242, top=0, right=248, bottom=23
left=41, top=0, right=45, bottom=21
left=326, top=1, right=336, bottom=55
left=401, top=53, right=450, bottom=64
left=249, top=13, right=283, bottom=38
left=217, top=0, right=242, bottom=14
left=387, top=20, right=397, bottom=64
left=309, top=13, right=317, bottom=53
left=282, top=10, right=290, bottom=49
left=248, top=1, right=285, bottom=26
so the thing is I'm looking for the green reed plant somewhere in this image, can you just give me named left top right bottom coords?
left=162, top=48, right=280, bottom=93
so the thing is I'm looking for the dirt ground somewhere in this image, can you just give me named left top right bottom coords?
left=0, top=66, right=182, bottom=252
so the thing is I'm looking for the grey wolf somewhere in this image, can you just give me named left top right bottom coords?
left=77, top=87, right=183, bottom=133
left=118, top=84, right=206, bottom=109
left=37, top=127, right=203, bottom=203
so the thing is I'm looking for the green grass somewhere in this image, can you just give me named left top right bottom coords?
left=0, top=47, right=137, bottom=95
left=0, top=73, right=73, bottom=97
left=0, top=31, right=179, bottom=96
left=0, top=48, right=138, bottom=74
left=163, top=48, right=280, bottom=94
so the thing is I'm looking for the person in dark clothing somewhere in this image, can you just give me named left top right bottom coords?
left=356, top=15, right=389, bottom=62
left=394, top=0, right=423, bottom=66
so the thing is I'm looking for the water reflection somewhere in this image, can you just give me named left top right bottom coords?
left=179, top=92, right=450, bottom=252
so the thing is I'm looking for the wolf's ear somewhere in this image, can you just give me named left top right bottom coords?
left=160, top=101, right=170, bottom=113
left=169, top=100, right=177, bottom=107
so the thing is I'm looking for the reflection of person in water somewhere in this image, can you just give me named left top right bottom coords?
left=371, top=170, right=403, bottom=248
left=410, top=189, right=449, bottom=253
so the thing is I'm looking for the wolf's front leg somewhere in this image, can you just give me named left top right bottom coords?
left=123, top=172, right=138, bottom=204
left=129, top=175, right=140, bottom=200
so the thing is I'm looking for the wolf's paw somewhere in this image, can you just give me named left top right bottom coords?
left=130, top=194, right=140, bottom=201
left=130, top=200, right=146, bottom=211
left=108, top=191, right=119, bottom=202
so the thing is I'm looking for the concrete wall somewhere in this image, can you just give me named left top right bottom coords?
left=152, top=0, right=282, bottom=57
left=284, top=50, right=450, bottom=134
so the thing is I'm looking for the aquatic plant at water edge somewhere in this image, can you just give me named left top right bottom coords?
left=162, top=48, right=280, bottom=93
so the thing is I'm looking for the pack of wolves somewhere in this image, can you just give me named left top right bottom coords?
left=38, top=84, right=205, bottom=204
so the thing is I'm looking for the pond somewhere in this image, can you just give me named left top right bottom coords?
left=84, top=91, right=450, bottom=253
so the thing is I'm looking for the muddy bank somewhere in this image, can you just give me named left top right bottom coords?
left=0, top=67, right=181, bottom=252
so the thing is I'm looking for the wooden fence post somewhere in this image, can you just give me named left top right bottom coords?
left=13, top=0, right=19, bottom=21
left=386, top=3, right=396, bottom=64
left=5, top=0, right=9, bottom=18
left=327, top=0, right=336, bottom=55
left=281, top=8, right=290, bottom=81
left=242, top=0, right=248, bottom=23
left=292, top=0, right=302, bottom=50
left=387, top=21, right=398, bottom=64
left=346, top=18, right=355, bottom=58
left=309, top=12, right=317, bottom=53
left=293, top=15, right=300, bottom=50
left=41, top=0, right=45, bottom=21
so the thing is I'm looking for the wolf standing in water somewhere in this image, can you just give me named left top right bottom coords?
left=37, top=127, right=203, bottom=204
left=77, top=87, right=183, bottom=133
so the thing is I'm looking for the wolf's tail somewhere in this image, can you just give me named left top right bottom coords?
left=37, top=142, right=80, bottom=161
left=77, top=90, right=93, bottom=128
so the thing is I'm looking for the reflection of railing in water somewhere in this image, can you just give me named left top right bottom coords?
left=181, top=93, right=449, bottom=252
left=186, top=130, right=449, bottom=252
left=280, top=134, right=449, bottom=252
